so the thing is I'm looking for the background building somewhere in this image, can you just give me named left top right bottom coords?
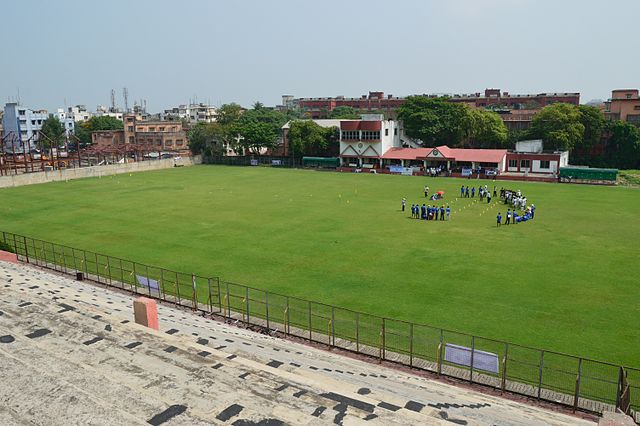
left=287, top=89, right=580, bottom=130
left=162, top=103, right=217, bottom=123
left=505, top=140, right=568, bottom=175
left=93, top=114, right=188, bottom=151
left=2, top=103, right=48, bottom=153
left=604, top=89, right=640, bottom=126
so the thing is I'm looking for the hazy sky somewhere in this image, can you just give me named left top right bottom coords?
left=2, top=0, right=638, bottom=112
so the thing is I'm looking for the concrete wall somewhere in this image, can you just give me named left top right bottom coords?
left=0, top=155, right=201, bottom=189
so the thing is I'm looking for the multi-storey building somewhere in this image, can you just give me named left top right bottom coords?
left=604, top=89, right=640, bottom=126
left=2, top=103, right=48, bottom=153
left=92, top=114, right=188, bottom=152
left=287, top=89, right=580, bottom=129
left=162, top=103, right=217, bottom=123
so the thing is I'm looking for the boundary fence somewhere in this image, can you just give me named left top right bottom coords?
left=1, top=230, right=637, bottom=422
left=205, top=155, right=298, bottom=168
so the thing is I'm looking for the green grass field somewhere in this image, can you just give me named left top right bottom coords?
left=1, top=165, right=639, bottom=366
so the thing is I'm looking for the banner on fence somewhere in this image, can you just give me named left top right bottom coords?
left=444, top=343, right=499, bottom=373
left=136, top=275, right=160, bottom=291
left=461, top=168, right=473, bottom=177
left=250, top=159, right=258, bottom=166
left=271, top=160, right=281, bottom=166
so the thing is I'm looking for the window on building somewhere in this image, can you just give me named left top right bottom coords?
left=508, top=159, right=518, bottom=168
left=31, top=120, right=36, bottom=125
left=342, top=130, right=359, bottom=140
left=361, top=131, right=380, bottom=140
left=176, top=139, right=183, bottom=146
left=634, top=106, right=640, bottom=110
left=394, top=127, right=398, bottom=135
left=520, top=159, right=530, bottom=168
left=385, top=128, right=389, bottom=136
left=127, top=117, right=134, bottom=122
left=149, top=127, right=156, bottom=132
left=626, top=94, right=632, bottom=99
left=539, top=160, right=551, bottom=169
left=129, top=136, right=135, bottom=143
left=18, top=110, right=25, bottom=116
left=165, top=140, right=173, bottom=146
left=128, top=126, right=134, bottom=132
left=159, top=127, right=165, bottom=131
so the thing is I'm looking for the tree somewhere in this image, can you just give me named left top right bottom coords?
left=528, top=103, right=584, bottom=151
left=328, top=106, right=360, bottom=119
left=577, top=105, right=605, bottom=149
left=39, top=116, right=66, bottom=150
left=188, top=122, right=225, bottom=157
left=605, top=121, right=640, bottom=169
left=74, top=115, right=124, bottom=148
left=216, top=103, right=244, bottom=127
left=288, top=121, right=339, bottom=157
left=467, top=108, right=508, bottom=148
left=397, top=96, right=470, bottom=146
left=234, top=105, right=287, bottom=154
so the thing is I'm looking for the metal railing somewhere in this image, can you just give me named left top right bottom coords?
left=0, top=229, right=637, bottom=422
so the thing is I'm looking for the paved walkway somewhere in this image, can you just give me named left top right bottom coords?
left=0, top=261, right=595, bottom=425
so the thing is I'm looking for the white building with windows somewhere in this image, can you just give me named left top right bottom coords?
left=505, top=140, right=568, bottom=176
left=339, top=114, right=400, bottom=167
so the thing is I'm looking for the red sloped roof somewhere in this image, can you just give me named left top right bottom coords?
left=380, top=147, right=432, bottom=160
left=427, top=146, right=506, bottom=163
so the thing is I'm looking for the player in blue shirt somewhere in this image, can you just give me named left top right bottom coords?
left=471, top=187, right=475, bottom=198
left=446, top=205, right=451, bottom=220
left=497, top=212, right=502, bottom=227
left=460, top=185, right=465, bottom=198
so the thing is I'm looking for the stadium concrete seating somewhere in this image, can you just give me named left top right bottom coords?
left=0, top=260, right=596, bottom=425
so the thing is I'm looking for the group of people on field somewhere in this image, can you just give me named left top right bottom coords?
left=401, top=193, right=451, bottom=221
left=412, top=203, right=451, bottom=221
left=500, top=188, right=529, bottom=211
left=496, top=188, right=537, bottom=226
left=460, top=184, right=495, bottom=203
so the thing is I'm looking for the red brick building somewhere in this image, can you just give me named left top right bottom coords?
left=292, top=89, right=580, bottom=124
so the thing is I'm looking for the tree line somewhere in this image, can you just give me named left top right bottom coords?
left=398, top=96, right=640, bottom=169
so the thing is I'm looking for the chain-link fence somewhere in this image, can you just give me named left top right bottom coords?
left=1, top=229, right=637, bottom=422
left=205, top=155, right=298, bottom=168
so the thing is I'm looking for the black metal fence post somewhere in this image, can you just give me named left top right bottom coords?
left=94, top=252, right=100, bottom=283
left=502, top=343, right=509, bottom=393
left=470, top=336, right=475, bottom=383
left=573, top=358, right=582, bottom=412
left=160, top=269, right=166, bottom=300
left=225, top=282, right=230, bottom=318
left=409, top=323, right=414, bottom=368
left=331, top=306, right=335, bottom=347
left=265, top=291, right=270, bottom=330
left=107, top=256, right=112, bottom=285
left=537, top=350, right=545, bottom=399
left=175, top=271, right=181, bottom=305
left=23, top=236, right=29, bottom=263
left=355, top=312, right=360, bottom=353
left=308, top=301, right=312, bottom=340
left=245, top=286, right=249, bottom=323
left=191, top=273, right=197, bottom=310
left=207, top=278, right=213, bottom=313
left=216, top=277, right=221, bottom=312
left=380, top=318, right=385, bottom=361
